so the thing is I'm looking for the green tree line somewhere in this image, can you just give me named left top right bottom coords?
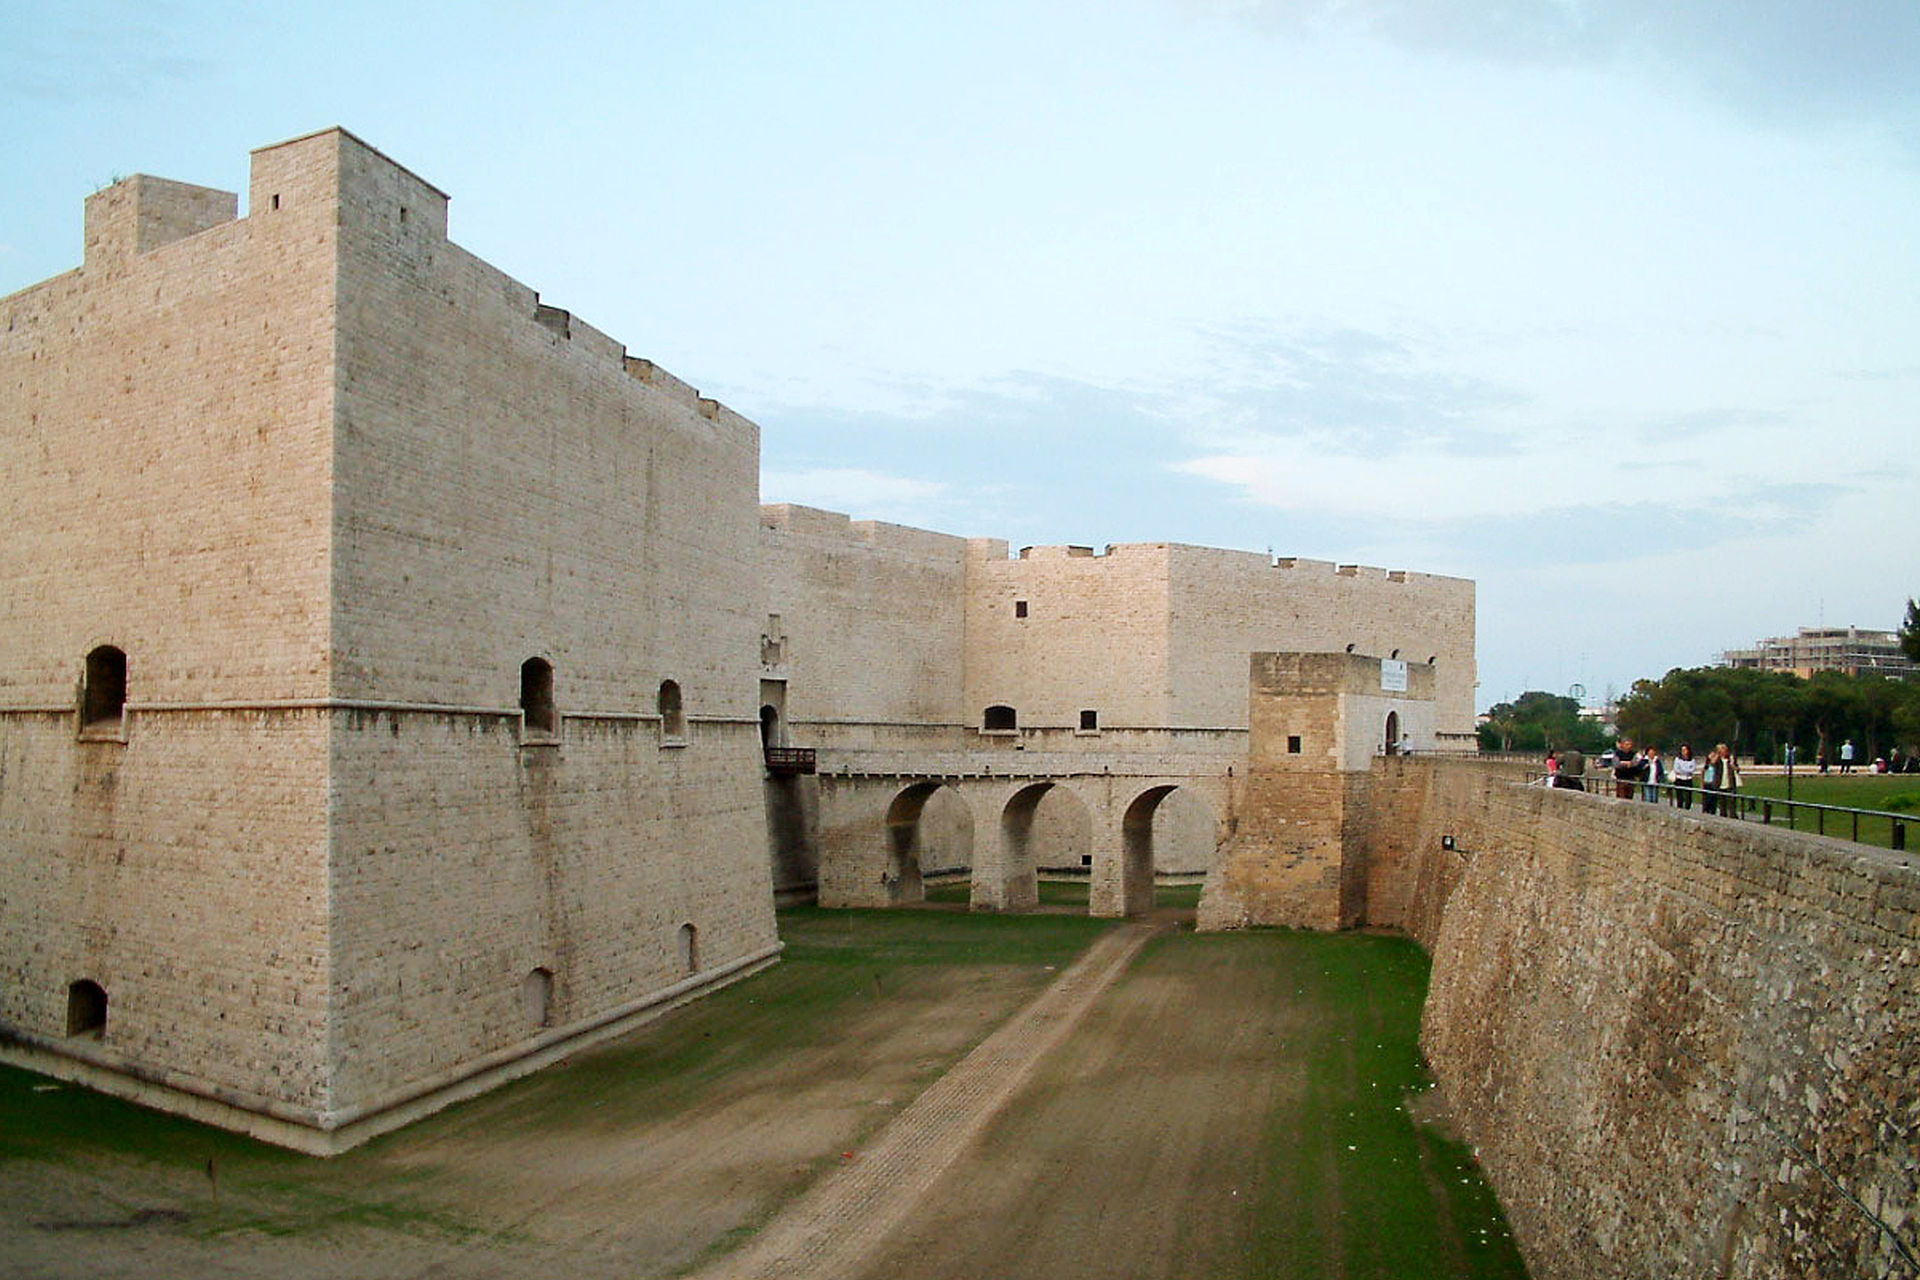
left=1477, top=691, right=1610, bottom=754
left=1611, top=666, right=1920, bottom=765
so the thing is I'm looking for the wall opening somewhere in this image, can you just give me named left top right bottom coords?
left=658, top=680, right=687, bottom=743
left=1079, top=709, right=1099, bottom=732
left=678, top=922, right=699, bottom=974
left=81, top=645, right=127, bottom=732
left=1287, top=734, right=1303, bottom=754
left=884, top=783, right=973, bottom=908
left=520, top=658, right=556, bottom=738
left=1014, top=600, right=1028, bottom=618
left=983, top=704, right=1017, bottom=732
left=522, top=967, right=554, bottom=1028
left=1385, top=710, right=1401, bottom=755
left=997, top=784, right=1053, bottom=912
left=761, top=704, right=779, bottom=747
left=66, top=980, right=108, bottom=1038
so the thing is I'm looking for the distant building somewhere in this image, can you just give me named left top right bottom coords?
left=1722, top=626, right=1915, bottom=680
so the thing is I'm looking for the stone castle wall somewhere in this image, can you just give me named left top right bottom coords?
left=1167, top=547, right=1475, bottom=739
left=761, top=505, right=972, bottom=734
left=1198, top=652, right=1439, bottom=931
left=1371, top=758, right=1919, bottom=1280
left=1, top=129, right=781, bottom=1143
left=0, top=140, right=342, bottom=1120
left=964, top=542, right=1175, bottom=732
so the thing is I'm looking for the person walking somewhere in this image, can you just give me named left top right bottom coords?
left=1669, top=744, right=1698, bottom=810
left=1841, top=739, right=1856, bottom=773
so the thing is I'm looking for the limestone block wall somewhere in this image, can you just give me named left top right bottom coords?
left=963, top=542, right=1174, bottom=732
left=0, top=154, right=336, bottom=707
left=1167, top=547, right=1475, bottom=739
left=1, top=142, right=339, bottom=1122
left=0, top=713, right=332, bottom=1119
left=1199, top=652, right=1437, bottom=930
left=760, top=505, right=970, bottom=732
left=1379, top=759, right=1919, bottom=1280
left=3, top=128, right=782, bottom=1141
left=319, top=128, right=779, bottom=1118
left=326, top=714, right=775, bottom=1118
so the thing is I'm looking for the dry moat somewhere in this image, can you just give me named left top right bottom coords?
left=0, top=906, right=1524, bottom=1280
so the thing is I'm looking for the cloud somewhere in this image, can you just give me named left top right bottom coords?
left=1181, top=0, right=1920, bottom=129
left=2, top=2, right=215, bottom=103
left=1172, top=322, right=1527, bottom=457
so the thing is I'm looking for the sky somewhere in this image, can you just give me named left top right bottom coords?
left=4, top=0, right=1917, bottom=712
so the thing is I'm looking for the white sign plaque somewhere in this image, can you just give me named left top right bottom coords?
left=1381, top=659, right=1408, bottom=692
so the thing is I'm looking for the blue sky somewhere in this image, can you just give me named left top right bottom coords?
left=5, top=0, right=1917, bottom=710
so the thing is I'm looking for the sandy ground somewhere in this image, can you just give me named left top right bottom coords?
left=2, top=912, right=1521, bottom=1280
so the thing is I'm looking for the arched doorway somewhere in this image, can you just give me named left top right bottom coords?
left=1384, top=710, right=1401, bottom=755
left=760, top=704, right=779, bottom=747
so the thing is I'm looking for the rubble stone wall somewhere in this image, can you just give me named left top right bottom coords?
left=1379, top=758, right=1919, bottom=1280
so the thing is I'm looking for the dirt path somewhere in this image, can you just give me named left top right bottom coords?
left=2, top=917, right=1523, bottom=1280
left=691, top=921, right=1166, bottom=1280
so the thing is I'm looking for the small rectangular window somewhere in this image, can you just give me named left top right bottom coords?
left=1079, top=709, right=1098, bottom=731
left=270, top=193, right=280, bottom=211
left=1014, top=600, right=1028, bottom=618
left=1287, top=735, right=1303, bottom=754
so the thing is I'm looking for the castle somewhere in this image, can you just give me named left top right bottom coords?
left=0, top=128, right=1474, bottom=1150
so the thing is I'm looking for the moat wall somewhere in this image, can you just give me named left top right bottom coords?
left=1372, top=758, right=1919, bottom=1280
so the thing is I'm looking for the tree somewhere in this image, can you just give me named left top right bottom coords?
left=1902, top=597, right=1920, bottom=664
left=1477, top=691, right=1605, bottom=754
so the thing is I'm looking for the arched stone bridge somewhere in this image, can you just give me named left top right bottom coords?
left=812, top=753, right=1242, bottom=917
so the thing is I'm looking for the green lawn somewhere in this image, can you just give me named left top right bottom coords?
left=1734, top=774, right=1920, bottom=850
left=1237, top=932, right=1525, bottom=1278
left=0, top=911, right=1524, bottom=1278
left=0, top=907, right=1113, bottom=1248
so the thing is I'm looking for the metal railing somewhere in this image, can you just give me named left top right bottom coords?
left=764, top=746, right=816, bottom=775
left=1535, top=775, right=1911, bottom=851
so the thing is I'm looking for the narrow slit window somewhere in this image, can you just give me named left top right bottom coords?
left=1014, top=600, right=1028, bottom=618
left=1287, top=735, right=1303, bottom=754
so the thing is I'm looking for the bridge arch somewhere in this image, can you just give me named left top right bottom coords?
left=885, top=781, right=973, bottom=906
left=1103, top=784, right=1222, bottom=918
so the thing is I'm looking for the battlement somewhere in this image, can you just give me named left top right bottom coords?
left=761, top=504, right=970, bottom=557
left=83, top=175, right=238, bottom=268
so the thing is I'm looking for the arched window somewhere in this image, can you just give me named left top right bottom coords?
left=760, top=704, right=779, bottom=748
left=678, top=922, right=699, bottom=974
left=522, top=967, right=554, bottom=1028
left=520, top=658, right=555, bottom=738
left=81, top=645, right=127, bottom=731
left=67, top=979, right=107, bottom=1038
left=658, top=680, right=686, bottom=743
left=1385, top=710, right=1401, bottom=755
left=983, top=705, right=1017, bottom=732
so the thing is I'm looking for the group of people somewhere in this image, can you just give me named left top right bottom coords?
left=1543, top=739, right=1742, bottom=815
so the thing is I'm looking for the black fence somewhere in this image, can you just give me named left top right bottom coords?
left=1535, top=774, right=1910, bottom=851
